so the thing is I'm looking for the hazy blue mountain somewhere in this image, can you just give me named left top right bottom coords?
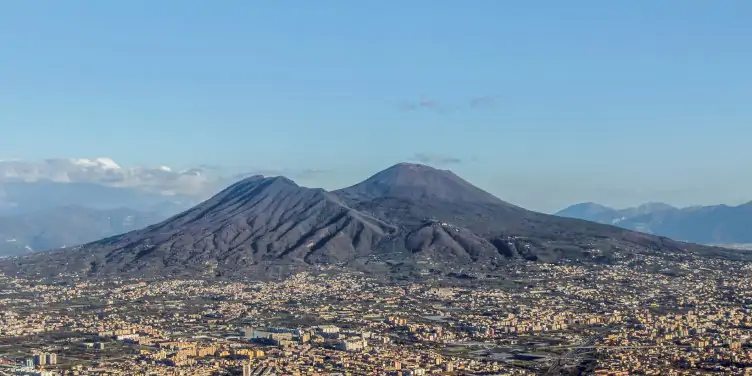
left=0, top=181, right=197, bottom=216
left=556, top=201, right=752, bottom=245
left=0, top=206, right=166, bottom=257
left=553, top=202, right=622, bottom=224
left=0, top=179, right=205, bottom=257
left=555, top=202, right=676, bottom=225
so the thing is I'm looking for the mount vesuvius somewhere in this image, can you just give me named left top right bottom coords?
left=2, top=163, right=745, bottom=279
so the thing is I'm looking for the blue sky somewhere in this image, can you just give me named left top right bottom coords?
left=1, top=1, right=751, bottom=212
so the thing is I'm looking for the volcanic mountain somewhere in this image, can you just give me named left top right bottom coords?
left=2, top=163, right=745, bottom=279
left=336, top=163, right=508, bottom=205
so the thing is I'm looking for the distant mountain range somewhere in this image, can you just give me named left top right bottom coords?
left=0, top=181, right=197, bottom=216
left=0, top=181, right=198, bottom=257
left=555, top=202, right=752, bottom=247
left=0, top=206, right=165, bottom=257
left=2, top=163, right=743, bottom=280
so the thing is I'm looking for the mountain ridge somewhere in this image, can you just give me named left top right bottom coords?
left=556, top=201, right=752, bottom=245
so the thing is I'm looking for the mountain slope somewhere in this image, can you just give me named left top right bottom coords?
left=335, top=164, right=717, bottom=264
left=556, top=201, right=752, bottom=245
left=0, top=207, right=162, bottom=257
left=2, top=164, right=745, bottom=279
left=7, top=176, right=395, bottom=276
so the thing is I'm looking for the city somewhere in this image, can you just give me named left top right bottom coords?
left=2, top=251, right=751, bottom=375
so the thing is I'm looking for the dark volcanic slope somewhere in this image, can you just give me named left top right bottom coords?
left=337, top=163, right=510, bottom=205
left=336, top=163, right=524, bottom=231
left=335, top=164, right=743, bottom=266
left=2, top=163, right=747, bottom=279
left=9, top=176, right=394, bottom=277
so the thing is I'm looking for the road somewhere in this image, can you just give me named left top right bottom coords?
left=543, top=325, right=613, bottom=376
left=545, top=344, right=688, bottom=350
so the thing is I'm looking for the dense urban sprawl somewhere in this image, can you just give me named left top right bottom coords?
left=1, top=253, right=752, bottom=375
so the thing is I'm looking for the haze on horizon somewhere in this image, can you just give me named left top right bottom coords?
left=2, top=1, right=751, bottom=213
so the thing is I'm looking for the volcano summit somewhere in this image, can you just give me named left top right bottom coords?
left=2, top=163, right=743, bottom=279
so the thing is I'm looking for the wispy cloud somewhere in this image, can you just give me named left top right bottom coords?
left=469, top=95, right=499, bottom=109
left=410, top=153, right=463, bottom=166
left=0, top=158, right=219, bottom=196
left=196, top=164, right=225, bottom=171
left=0, top=158, right=330, bottom=198
left=398, top=97, right=447, bottom=113
left=399, top=95, right=498, bottom=113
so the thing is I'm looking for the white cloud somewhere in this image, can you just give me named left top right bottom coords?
left=0, top=158, right=222, bottom=196
left=72, top=157, right=121, bottom=170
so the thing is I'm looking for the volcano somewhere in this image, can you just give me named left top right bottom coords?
left=2, top=163, right=744, bottom=279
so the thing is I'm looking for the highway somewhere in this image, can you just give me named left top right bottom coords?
left=543, top=325, right=613, bottom=376
left=544, top=344, right=688, bottom=350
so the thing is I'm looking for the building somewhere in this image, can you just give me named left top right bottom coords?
left=25, top=358, right=34, bottom=368
left=33, top=353, right=46, bottom=366
left=45, top=353, right=57, bottom=365
left=247, top=328, right=294, bottom=346
left=243, top=363, right=252, bottom=376
left=337, top=338, right=367, bottom=351
left=14, top=370, right=56, bottom=376
left=316, top=325, right=340, bottom=334
left=444, top=362, right=454, bottom=372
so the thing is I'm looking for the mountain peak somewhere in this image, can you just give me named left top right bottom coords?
left=335, top=162, right=506, bottom=205
left=235, top=174, right=297, bottom=186
left=379, top=162, right=457, bottom=182
left=263, top=175, right=298, bottom=187
left=172, top=175, right=305, bottom=224
left=556, top=202, right=614, bottom=215
left=388, top=162, right=449, bottom=172
left=634, top=202, right=675, bottom=213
